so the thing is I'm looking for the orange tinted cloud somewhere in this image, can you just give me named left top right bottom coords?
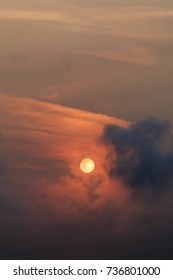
left=0, top=7, right=173, bottom=23
left=79, top=46, right=157, bottom=66
left=1, top=94, right=173, bottom=259
left=0, top=94, right=128, bottom=214
left=0, top=6, right=172, bottom=45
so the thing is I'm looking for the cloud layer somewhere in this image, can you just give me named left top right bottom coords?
left=0, top=94, right=128, bottom=259
left=1, top=95, right=173, bottom=259
left=1, top=0, right=173, bottom=123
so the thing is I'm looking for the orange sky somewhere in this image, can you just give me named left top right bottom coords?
left=0, top=94, right=129, bottom=219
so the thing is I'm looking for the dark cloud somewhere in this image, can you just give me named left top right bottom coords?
left=1, top=199, right=173, bottom=260
left=101, top=118, right=173, bottom=192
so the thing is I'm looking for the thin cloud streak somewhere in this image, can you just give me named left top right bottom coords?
left=79, top=46, right=157, bottom=66
left=0, top=7, right=172, bottom=43
left=0, top=7, right=173, bottom=24
left=0, top=10, right=67, bottom=22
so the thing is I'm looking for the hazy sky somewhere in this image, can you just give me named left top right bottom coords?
left=1, top=0, right=173, bottom=121
left=1, top=95, right=173, bottom=259
left=1, top=1, right=173, bottom=260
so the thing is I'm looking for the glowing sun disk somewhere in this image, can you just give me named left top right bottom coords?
left=80, top=158, right=95, bottom=173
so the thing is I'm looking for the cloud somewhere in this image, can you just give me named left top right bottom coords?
left=0, top=7, right=172, bottom=45
left=101, top=118, right=173, bottom=192
left=1, top=94, right=173, bottom=260
left=0, top=94, right=129, bottom=259
left=79, top=46, right=157, bottom=66
left=0, top=7, right=173, bottom=24
left=0, top=10, right=67, bottom=23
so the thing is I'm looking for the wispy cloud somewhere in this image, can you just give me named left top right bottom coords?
left=0, top=7, right=172, bottom=43
left=0, top=10, right=67, bottom=22
left=79, top=46, right=157, bottom=66
left=0, top=7, right=173, bottom=24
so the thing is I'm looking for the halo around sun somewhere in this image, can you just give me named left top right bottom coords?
left=80, top=158, right=95, bottom=173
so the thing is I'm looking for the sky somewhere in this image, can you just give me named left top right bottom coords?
left=1, top=0, right=173, bottom=121
left=1, top=0, right=173, bottom=259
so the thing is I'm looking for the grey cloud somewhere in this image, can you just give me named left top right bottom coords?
left=101, top=118, right=173, bottom=192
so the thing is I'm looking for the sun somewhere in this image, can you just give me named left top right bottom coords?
left=80, top=158, right=95, bottom=173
